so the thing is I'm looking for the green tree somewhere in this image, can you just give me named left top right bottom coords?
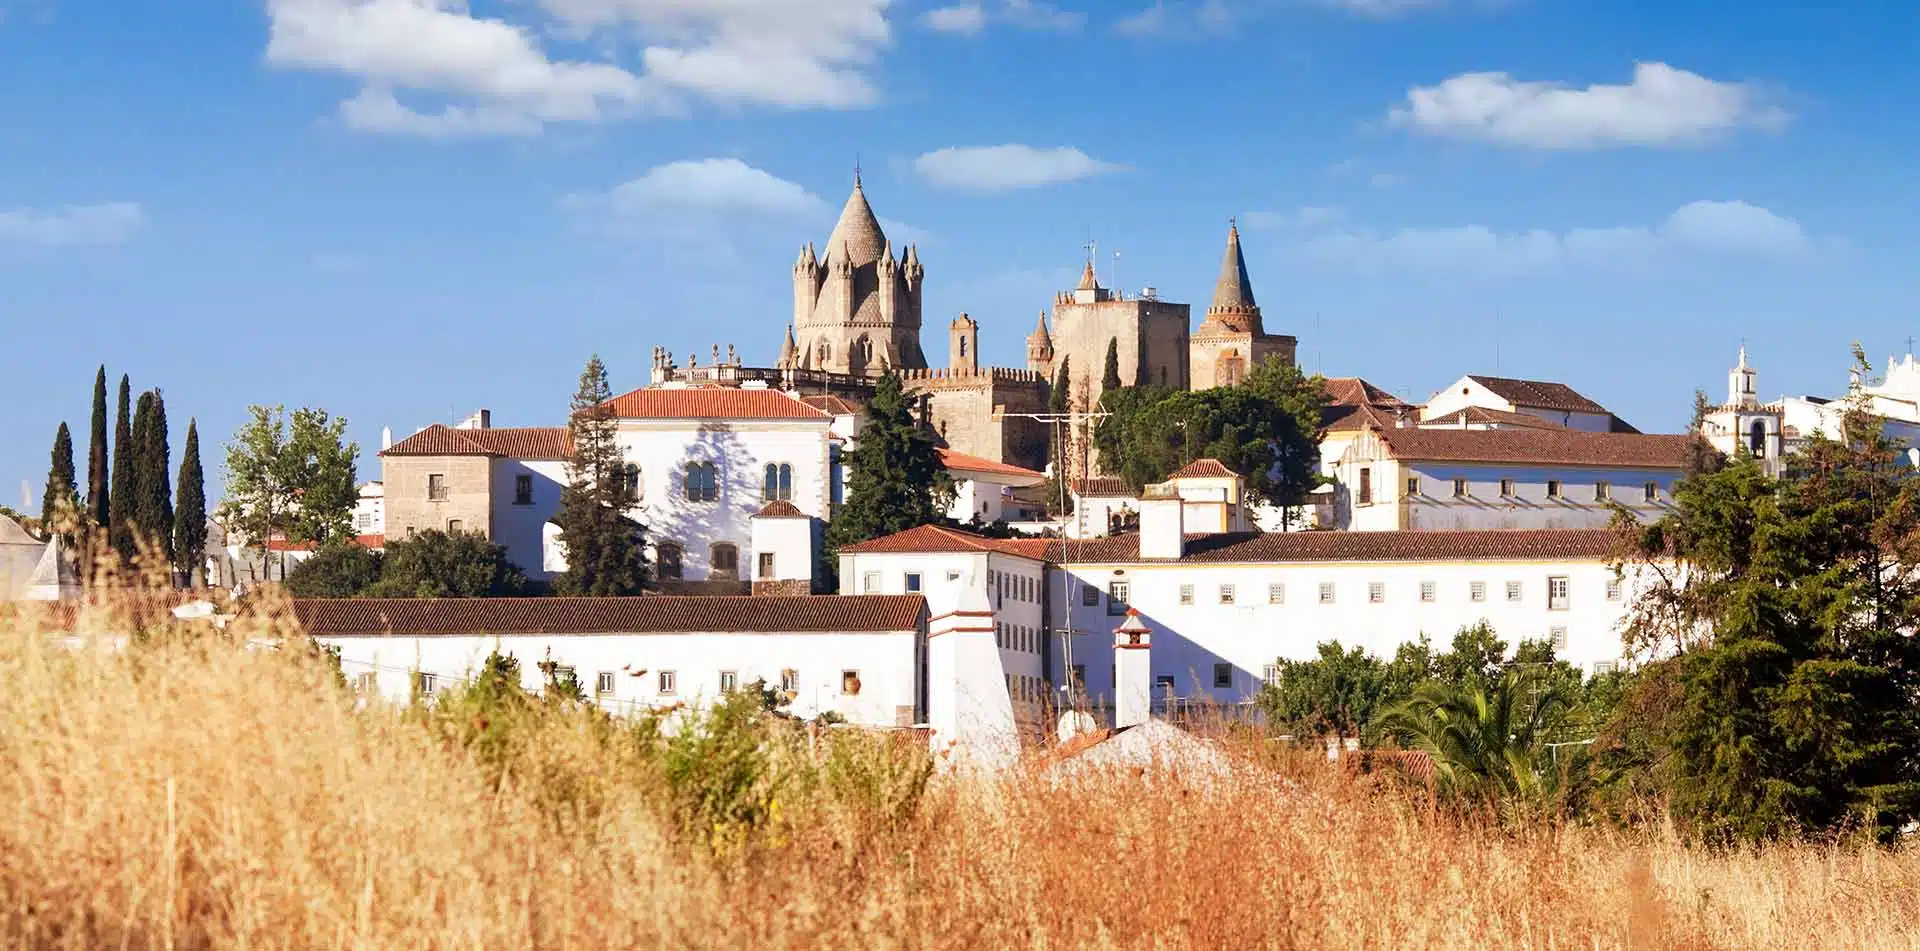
left=1101, top=336, right=1122, bottom=393
left=368, top=530, right=531, bottom=598
left=85, top=366, right=110, bottom=532
left=285, top=543, right=384, bottom=598
left=828, top=372, right=954, bottom=550
left=1434, top=621, right=1507, bottom=690
left=1606, top=347, right=1920, bottom=842
left=1044, top=356, right=1072, bottom=515
left=42, top=422, right=79, bottom=542
left=218, top=405, right=360, bottom=579
left=133, top=389, right=175, bottom=566
left=108, top=374, right=134, bottom=563
left=175, top=420, right=208, bottom=585
left=552, top=355, right=648, bottom=596
left=1257, top=642, right=1388, bottom=741
left=1376, top=669, right=1576, bottom=808
left=285, top=408, right=359, bottom=545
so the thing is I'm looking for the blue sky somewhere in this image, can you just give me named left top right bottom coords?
left=4, top=0, right=1917, bottom=505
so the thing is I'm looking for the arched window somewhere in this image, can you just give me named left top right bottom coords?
left=959, top=337, right=969, bottom=357
left=1749, top=420, right=1767, bottom=458
left=656, top=542, right=683, bottom=580
left=710, top=542, right=739, bottom=580
left=623, top=463, right=641, bottom=499
left=684, top=461, right=718, bottom=502
left=763, top=463, right=793, bottom=501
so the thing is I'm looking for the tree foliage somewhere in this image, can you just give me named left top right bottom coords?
left=369, top=530, right=533, bottom=598
left=1101, top=337, right=1122, bottom=393
left=827, top=372, right=953, bottom=550
left=552, top=355, right=648, bottom=597
left=42, top=422, right=78, bottom=542
left=108, top=374, right=134, bottom=563
left=285, top=543, right=384, bottom=598
left=1376, top=669, right=1577, bottom=807
left=133, top=390, right=175, bottom=565
left=218, top=405, right=360, bottom=570
left=85, top=366, right=109, bottom=532
left=175, top=420, right=208, bottom=585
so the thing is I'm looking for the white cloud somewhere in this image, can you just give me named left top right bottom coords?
left=928, top=0, right=1082, bottom=35
left=1317, top=0, right=1449, bottom=17
left=924, top=3, right=986, bottom=33
left=1113, top=0, right=1232, bottom=36
left=914, top=145, right=1121, bottom=192
left=1388, top=62, right=1788, bottom=150
left=1242, top=206, right=1346, bottom=230
left=0, top=202, right=145, bottom=247
left=264, top=0, right=893, bottom=137
left=592, top=158, right=827, bottom=218
left=1295, top=200, right=1812, bottom=276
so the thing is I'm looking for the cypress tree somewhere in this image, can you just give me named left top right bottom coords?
left=175, top=419, right=207, bottom=586
left=85, top=366, right=109, bottom=530
left=42, top=422, right=78, bottom=539
left=827, top=372, right=954, bottom=549
left=1049, top=356, right=1070, bottom=415
left=1045, top=357, right=1072, bottom=515
left=552, top=355, right=648, bottom=596
left=108, top=374, right=135, bottom=563
left=135, top=390, right=175, bottom=565
left=130, top=391, right=154, bottom=554
left=1102, top=337, right=1122, bottom=393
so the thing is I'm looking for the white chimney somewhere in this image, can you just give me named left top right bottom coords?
left=1113, top=609, right=1153, bottom=730
left=1137, top=485, right=1185, bottom=560
left=381, top=426, right=393, bottom=451
left=926, top=579, right=1019, bottom=771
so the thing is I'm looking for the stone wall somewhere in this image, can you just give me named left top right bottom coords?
left=908, top=369, right=1050, bottom=472
left=1190, top=330, right=1298, bottom=390
left=1048, top=297, right=1192, bottom=409
left=383, top=456, right=493, bottom=540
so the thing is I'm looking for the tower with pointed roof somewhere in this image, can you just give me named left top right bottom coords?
left=1026, top=312, right=1054, bottom=373
left=1043, top=250, right=1192, bottom=415
left=1188, top=220, right=1297, bottom=390
left=791, top=173, right=927, bottom=375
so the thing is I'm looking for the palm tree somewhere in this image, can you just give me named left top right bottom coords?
left=1375, top=669, right=1575, bottom=806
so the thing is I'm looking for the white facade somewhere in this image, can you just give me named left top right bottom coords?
left=940, top=450, right=1046, bottom=525
left=493, top=458, right=567, bottom=580
left=1710, top=349, right=1920, bottom=467
left=1422, top=374, right=1618, bottom=432
left=352, top=482, right=385, bottom=537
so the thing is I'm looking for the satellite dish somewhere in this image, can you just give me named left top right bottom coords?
left=1057, top=710, right=1098, bottom=744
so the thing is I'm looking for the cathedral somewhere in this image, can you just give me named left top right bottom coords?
left=649, top=175, right=1300, bottom=476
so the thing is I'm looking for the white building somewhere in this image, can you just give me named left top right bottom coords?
left=1421, top=374, right=1638, bottom=433
left=939, top=448, right=1046, bottom=525
left=1702, top=347, right=1920, bottom=473
left=296, top=595, right=930, bottom=726
left=352, top=482, right=385, bottom=538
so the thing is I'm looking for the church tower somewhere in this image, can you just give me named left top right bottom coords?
left=950, top=313, right=979, bottom=371
left=1188, top=220, right=1298, bottom=390
left=790, top=173, right=927, bottom=375
left=1729, top=345, right=1758, bottom=408
left=1026, top=312, right=1054, bottom=374
left=1701, top=345, right=1783, bottom=475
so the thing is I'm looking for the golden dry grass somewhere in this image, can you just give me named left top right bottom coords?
left=2, top=598, right=1917, bottom=950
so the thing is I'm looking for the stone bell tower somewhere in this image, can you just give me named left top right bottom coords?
left=790, top=173, right=927, bottom=375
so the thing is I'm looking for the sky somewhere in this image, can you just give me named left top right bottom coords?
left=4, top=0, right=1918, bottom=506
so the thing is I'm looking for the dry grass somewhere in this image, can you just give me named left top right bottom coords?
left=2, top=597, right=1917, bottom=950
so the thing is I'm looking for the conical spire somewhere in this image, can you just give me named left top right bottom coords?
left=1029, top=311, right=1051, bottom=342
left=823, top=174, right=887, bottom=268
left=1076, top=259, right=1099, bottom=291
left=778, top=324, right=798, bottom=368
left=1202, top=219, right=1262, bottom=333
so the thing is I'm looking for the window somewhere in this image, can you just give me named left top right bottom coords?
left=1500, top=478, right=1516, bottom=497
left=595, top=671, right=616, bottom=696
left=1506, top=581, right=1523, bottom=602
left=905, top=572, right=922, bottom=593
left=1319, top=582, right=1335, bottom=604
left=427, top=474, right=447, bottom=501
left=1082, top=584, right=1099, bottom=606
left=354, top=672, right=377, bottom=693
left=1419, top=581, right=1435, bottom=603
left=623, top=463, right=640, bottom=497
left=1644, top=481, right=1659, bottom=503
left=1594, top=481, right=1611, bottom=502
left=683, top=461, right=718, bottom=502
left=780, top=669, right=799, bottom=692
left=1263, top=664, right=1282, bottom=687
left=762, top=463, right=793, bottom=501
left=514, top=474, right=533, bottom=506
left=657, top=542, right=683, bottom=580
left=1358, top=467, right=1373, bottom=505
left=946, top=570, right=962, bottom=583
left=1453, top=477, right=1469, bottom=498
left=719, top=671, right=738, bottom=693
left=1548, top=576, right=1570, bottom=611
left=414, top=672, right=437, bottom=695
left=1593, top=660, right=1619, bottom=676
left=841, top=670, right=862, bottom=695
left=446, top=519, right=463, bottom=533
left=862, top=571, right=880, bottom=594
left=1219, top=584, right=1235, bottom=605
left=657, top=670, right=677, bottom=695
left=1405, top=476, right=1420, bottom=497
left=758, top=552, right=776, bottom=578
left=1213, top=663, right=1232, bottom=689
left=1546, top=480, right=1563, bottom=500
left=1749, top=419, right=1768, bottom=458
left=1179, top=584, right=1194, bottom=605
left=710, top=542, right=739, bottom=579
left=1154, top=675, right=1176, bottom=695
left=1549, top=627, right=1568, bottom=652
left=1606, top=579, right=1623, bottom=601
left=356, top=511, right=373, bottom=531
left=1471, top=581, right=1487, bottom=602
left=1268, top=583, right=1285, bottom=605
left=1368, top=582, right=1385, bottom=603
left=1107, top=581, right=1130, bottom=616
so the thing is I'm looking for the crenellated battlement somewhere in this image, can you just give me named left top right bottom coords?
left=899, top=367, right=1045, bottom=386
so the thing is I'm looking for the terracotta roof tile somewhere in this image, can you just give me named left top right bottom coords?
left=939, top=448, right=1046, bottom=482
left=1071, top=477, right=1134, bottom=498
left=1465, top=376, right=1610, bottom=415
left=1415, top=406, right=1569, bottom=430
left=608, top=388, right=831, bottom=421
left=1323, top=403, right=1403, bottom=434
left=838, top=524, right=1053, bottom=561
left=382, top=425, right=570, bottom=459
left=1167, top=458, right=1235, bottom=479
left=755, top=500, right=808, bottom=518
left=292, top=595, right=926, bottom=636
left=1058, top=528, right=1620, bottom=564
left=799, top=394, right=861, bottom=417
left=1323, top=377, right=1410, bottom=408
left=1373, top=428, right=1690, bottom=469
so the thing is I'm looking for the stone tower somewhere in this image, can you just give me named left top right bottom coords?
left=1026, top=312, right=1054, bottom=374
left=949, top=313, right=979, bottom=371
left=791, top=174, right=927, bottom=375
left=1046, top=261, right=1190, bottom=412
left=1189, top=220, right=1297, bottom=390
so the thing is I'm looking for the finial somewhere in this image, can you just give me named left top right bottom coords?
left=854, top=156, right=863, bottom=190
left=1229, top=215, right=1238, bottom=234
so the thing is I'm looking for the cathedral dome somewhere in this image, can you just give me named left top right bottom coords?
left=822, top=174, right=888, bottom=269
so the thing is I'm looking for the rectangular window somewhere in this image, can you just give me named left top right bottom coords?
left=1368, top=582, right=1385, bottom=604
left=1107, top=581, right=1130, bottom=616
left=1546, top=480, right=1563, bottom=499
left=947, top=570, right=962, bottom=583
left=1154, top=675, right=1176, bottom=695
left=1179, top=584, right=1194, bottom=605
left=354, top=672, right=377, bottom=693
left=595, top=671, right=615, bottom=696
left=1405, top=476, right=1420, bottom=497
left=1268, top=583, right=1285, bottom=605
left=414, top=672, right=437, bottom=695
left=1263, top=664, right=1282, bottom=687
left=1358, top=467, right=1373, bottom=505
left=1606, top=579, right=1623, bottom=601
left=779, top=669, right=799, bottom=693
left=1644, top=481, right=1659, bottom=503
left=862, top=571, right=880, bottom=594
left=841, top=670, right=861, bottom=695
left=905, top=572, right=922, bottom=593
left=1219, top=584, right=1235, bottom=605
left=1549, top=627, right=1568, bottom=652
left=1471, top=581, right=1487, bottom=602
left=658, top=670, right=677, bottom=695
left=1500, top=478, right=1516, bottom=497
left=758, top=552, right=776, bottom=578
left=719, top=671, right=738, bottom=693
left=1548, top=576, right=1570, bottom=611
left=427, top=473, right=447, bottom=501
left=1593, top=660, right=1619, bottom=676
left=1213, top=663, right=1232, bottom=689
left=1453, top=477, right=1468, bottom=498
left=1319, top=582, right=1335, bottom=604
left=446, top=519, right=463, bottom=533
left=1082, top=584, right=1099, bottom=606
left=1594, top=481, right=1611, bottom=502
left=514, top=474, right=533, bottom=506
left=1419, top=581, right=1435, bottom=603
left=1506, top=580, right=1523, bottom=602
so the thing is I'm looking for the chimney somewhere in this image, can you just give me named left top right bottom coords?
left=926, top=579, right=1019, bottom=770
left=1137, top=485, right=1185, bottom=559
left=1113, top=609, right=1153, bottom=730
left=381, top=426, right=393, bottom=451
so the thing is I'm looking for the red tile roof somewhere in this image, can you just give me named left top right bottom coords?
left=1059, top=528, right=1620, bottom=564
left=267, top=534, right=385, bottom=552
left=382, top=425, right=571, bottom=459
left=1415, top=406, right=1568, bottom=430
left=837, top=523, right=1054, bottom=561
left=292, top=595, right=926, bottom=636
left=1323, top=377, right=1410, bottom=408
left=798, top=394, right=861, bottom=417
left=1372, top=428, right=1690, bottom=469
left=1072, top=477, right=1134, bottom=498
left=1323, top=403, right=1404, bottom=434
left=1167, top=458, right=1235, bottom=479
left=755, top=500, right=808, bottom=518
left=607, top=388, right=831, bottom=421
left=1465, top=376, right=1610, bottom=415
left=939, top=448, right=1046, bottom=482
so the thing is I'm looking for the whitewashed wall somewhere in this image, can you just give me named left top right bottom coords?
left=839, top=549, right=1049, bottom=710
left=491, top=459, right=567, bottom=580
